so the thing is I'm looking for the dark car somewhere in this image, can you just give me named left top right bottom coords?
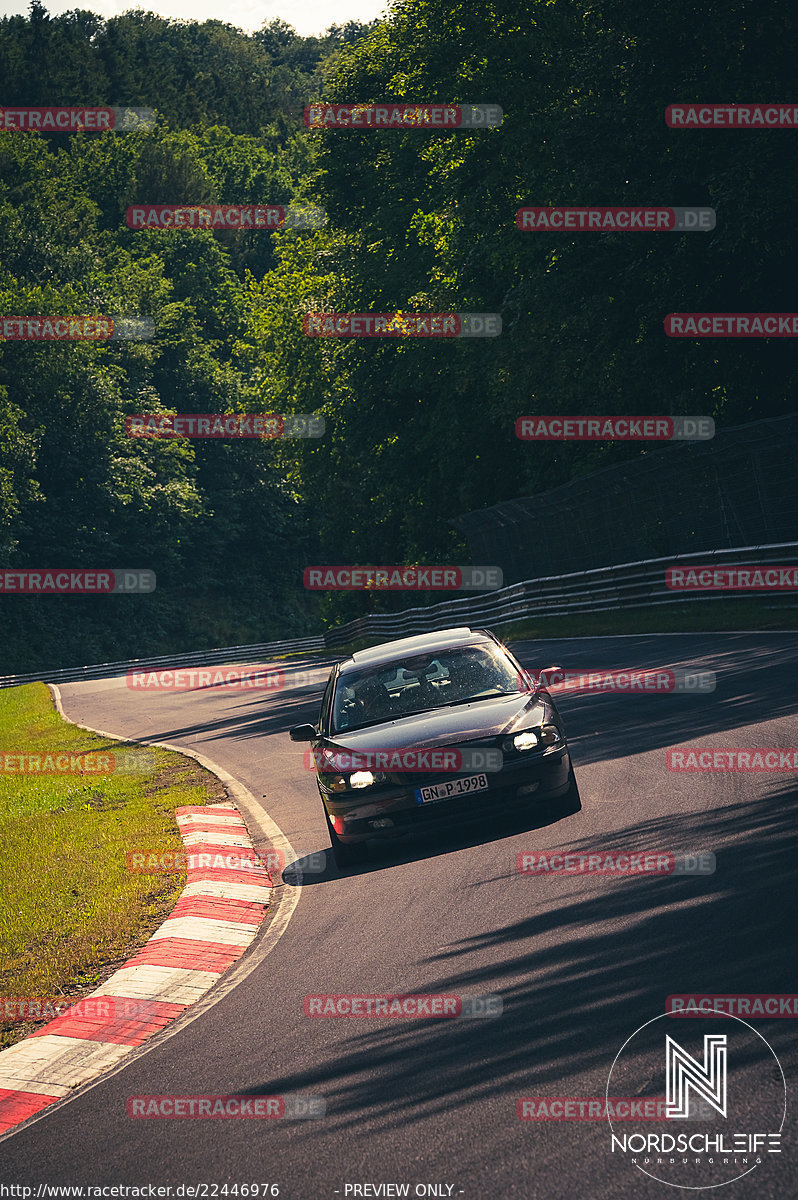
left=290, top=626, right=580, bottom=867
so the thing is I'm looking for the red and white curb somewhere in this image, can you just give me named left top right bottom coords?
left=0, top=800, right=273, bottom=1136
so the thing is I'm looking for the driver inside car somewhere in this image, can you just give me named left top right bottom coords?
left=353, top=675, right=393, bottom=721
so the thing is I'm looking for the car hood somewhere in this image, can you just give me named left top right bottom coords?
left=326, top=692, right=548, bottom=751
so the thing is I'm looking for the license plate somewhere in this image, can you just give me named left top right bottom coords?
left=416, top=773, right=489, bottom=804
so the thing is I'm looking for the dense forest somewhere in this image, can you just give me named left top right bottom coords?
left=1, top=0, right=797, bottom=669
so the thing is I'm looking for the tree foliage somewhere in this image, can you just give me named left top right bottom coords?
left=242, top=0, right=798, bottom=622
left=1, top=0, right=796, bottom=658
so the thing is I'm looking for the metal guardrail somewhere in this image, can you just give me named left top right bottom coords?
left=0, top=635, right=325, bottom=688
left=321, top=541, right=798, bottom=647
left=1, top=541, right=795, bottom=687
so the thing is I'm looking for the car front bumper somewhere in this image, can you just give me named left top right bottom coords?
left=321, top=746, right=572, bottom=845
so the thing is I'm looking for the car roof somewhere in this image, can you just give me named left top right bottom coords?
left=339, top=627, right=495, bottom=674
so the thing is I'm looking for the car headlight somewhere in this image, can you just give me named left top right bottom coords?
left=350, top=770, right=376, bottom=788
left=321, top=770, right=386, bottom=792
left=502, top=725, right=562, bottom=753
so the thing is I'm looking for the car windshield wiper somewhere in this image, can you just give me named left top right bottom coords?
left=331, top=714, right=397, bottom=734
left=439, top=689, right=516, bottom=707
left=391, top=705, right=442, bottom=718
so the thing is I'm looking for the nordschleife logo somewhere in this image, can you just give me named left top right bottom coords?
left=606, top=1011, right=786, bottom=1188
left=665, top=1034, right=727, bottom=1119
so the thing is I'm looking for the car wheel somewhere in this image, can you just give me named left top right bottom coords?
left=559, top=762, right=582, bottom=815
left=327, top=816, right=368, bottom=869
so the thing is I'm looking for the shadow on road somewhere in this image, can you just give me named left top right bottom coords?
left=239, top=783, right=798, bottom=1134
left=281, top=792, right=582, bottom=885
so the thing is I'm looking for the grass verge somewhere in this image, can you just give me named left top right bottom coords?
left=0, top=682, right=227, bottom=1048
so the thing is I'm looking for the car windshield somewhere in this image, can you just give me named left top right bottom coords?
left=331, top=644, right=527, bottom=733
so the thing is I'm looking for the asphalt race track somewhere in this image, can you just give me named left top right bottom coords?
left=1, top=633, right=796, bottom=1198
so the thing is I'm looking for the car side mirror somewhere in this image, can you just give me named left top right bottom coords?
left=289, top=724, right=318, bottom=742
left=537, top=665, right=565, bottom=687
